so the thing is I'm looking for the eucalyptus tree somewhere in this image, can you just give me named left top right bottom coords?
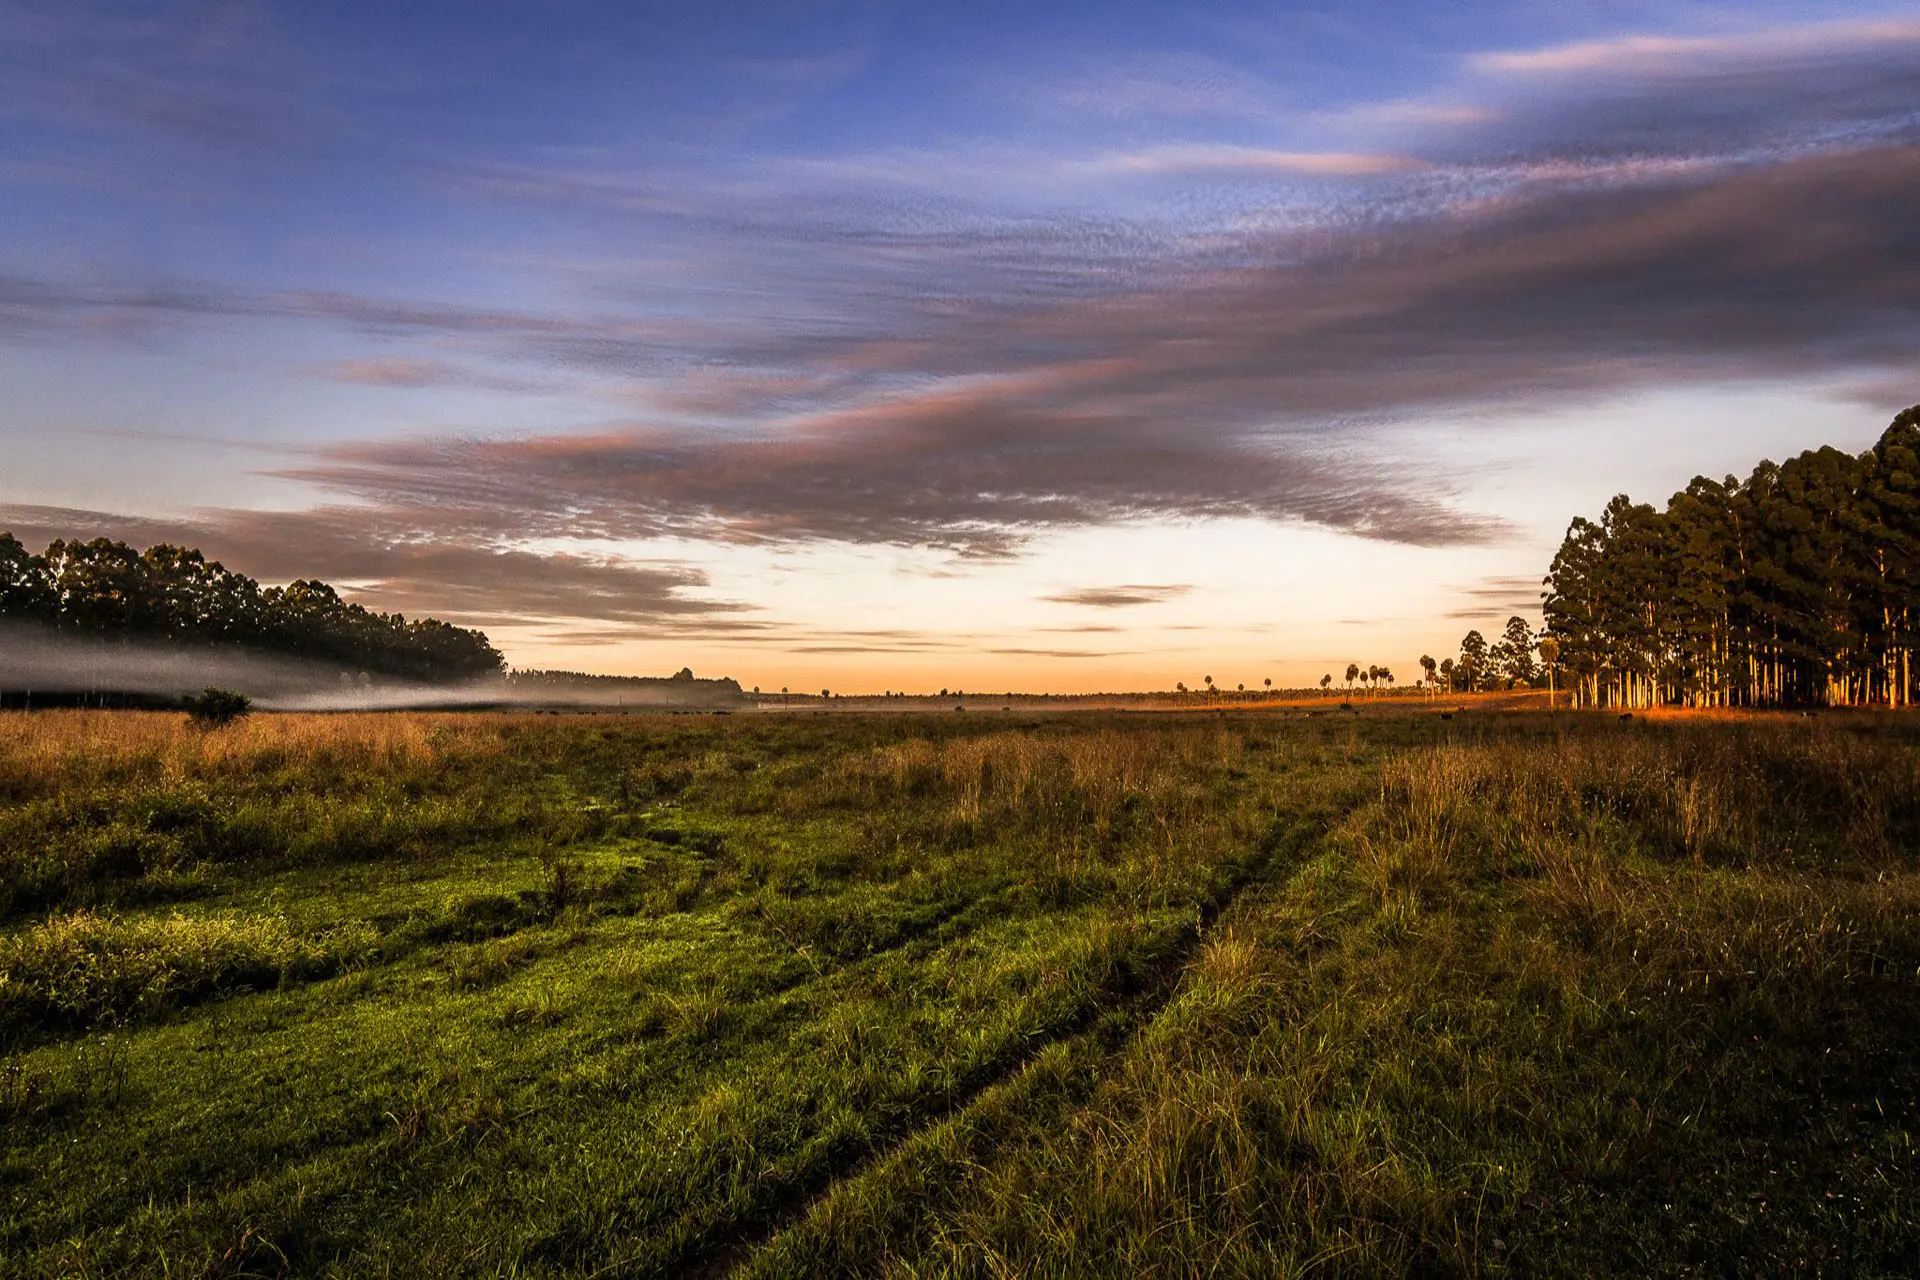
left=1457, top=631, right=1489, bottom=693
left=1492, top=616, right=1536, bottom=689
left=1541, top=407, right=1920, bottom=708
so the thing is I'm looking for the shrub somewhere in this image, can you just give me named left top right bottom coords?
left=181, top=688, right=252, bottom=728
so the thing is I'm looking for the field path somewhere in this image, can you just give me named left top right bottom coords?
left=678, top=811, right=1338, bottom=1279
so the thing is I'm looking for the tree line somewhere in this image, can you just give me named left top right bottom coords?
left=1542, top=406, right=1920, bottom=709
left=1416, top=616, right=1546, bottom=695
left=0, top=533, right=504, bottom=685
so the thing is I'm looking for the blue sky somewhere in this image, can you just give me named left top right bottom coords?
left=4, top=0, right=1919, bottom=690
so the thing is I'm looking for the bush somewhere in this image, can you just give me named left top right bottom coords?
left=181, top=688, right=252, bottom=728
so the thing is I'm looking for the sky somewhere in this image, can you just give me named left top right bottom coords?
left=3, top=0, right=1919, bottom=693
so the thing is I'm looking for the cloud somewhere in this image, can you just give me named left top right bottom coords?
left=1443, top=18, right=1920, bottom=167
left=1470, top=21, right=1920, bottom=79
left=1325, top=100, right=1498, bottom=129
left=9, top=19, right=1920, bottom=586
left=317, top=357, right=468, bottom=387
left=0, top=0, right=347, bottom=160
left=1444, top=574, right=1545, bottom=621
left=310, top=357, right=550, bottom=394
left=11, top=138, right=1920, bottom=565
left=1041, top=584, right=1192, bottom=607
left=33, top=142, right=1897, bottom=562
left=275, top=402, right=1501, bottom=557
left=1015, top=52, right=1282, bottom=123
left=1455, top=575, right=1545, bottom=597
left=1078, top=144, right=1428, bottom=177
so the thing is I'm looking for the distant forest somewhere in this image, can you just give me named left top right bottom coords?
left=0, top=533, right=503, bottom=684
left=1544, top=406, right=1920, bottom=709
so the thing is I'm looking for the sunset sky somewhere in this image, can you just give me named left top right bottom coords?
left=4, top=0, right=1918, bottom=693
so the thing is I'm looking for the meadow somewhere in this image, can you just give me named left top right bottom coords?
left=2, top=706, right=1918, bottom=1277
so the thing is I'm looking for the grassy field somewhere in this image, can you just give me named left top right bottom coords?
left=2, top=707, right=1918, bottom=1277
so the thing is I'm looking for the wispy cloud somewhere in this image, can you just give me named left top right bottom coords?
left=1041, top=584, right=1192, bottom=607
left=310, top=357, right=551, bottom=394
left=1012, top=52, right=1282, bottom=123
left=1076, top=144, right=1427, bottom=177
left=8, top=15, right=1920, bottom=604
left=1470, top=20, right=1920, bottom=78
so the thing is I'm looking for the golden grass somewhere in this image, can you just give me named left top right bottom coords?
left=0, top=709, right=517, bottom=789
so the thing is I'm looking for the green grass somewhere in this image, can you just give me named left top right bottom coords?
left=1, top=708, right=1918, bottom=1276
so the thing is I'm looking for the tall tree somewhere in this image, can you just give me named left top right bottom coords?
left=1492, top=616, right=1537, bottom=688
left=1541, top=406, right=1920, bottom=708
left=0, top=533, right=53, bottom=620
left=1457, top=630, right=1489, bottom=693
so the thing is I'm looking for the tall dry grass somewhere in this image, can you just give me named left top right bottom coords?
left=1340, top=722, right=1920, bottom=996
left=0, top=710, right=512, bottom=794
left=0, top=712, right=577, bottom=918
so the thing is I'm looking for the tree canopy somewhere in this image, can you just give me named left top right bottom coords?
left=0, top=533, right=503, bottom=685
left=1542, top=406, right=1920, bottom=709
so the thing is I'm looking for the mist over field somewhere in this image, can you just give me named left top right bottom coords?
left=0, top=624, right=493, bottom=709
left=0, top=626, right=744, bottom=711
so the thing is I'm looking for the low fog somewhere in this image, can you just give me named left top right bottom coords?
left=0, top=626, right=740, bottom=712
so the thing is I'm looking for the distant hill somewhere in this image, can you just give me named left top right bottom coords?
left=505, top=668, right=748, bottom=708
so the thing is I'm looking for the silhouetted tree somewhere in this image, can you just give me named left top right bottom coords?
left=1, top=531, right=501, bottom=683
left=1457, top=631, right=1489, bottom=692
left=1491, top=616, right=1537, bottom=688
left=1543, top=407, right=1920, bottom=708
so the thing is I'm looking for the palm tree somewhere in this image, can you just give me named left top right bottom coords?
left=1320, top=673, right=1333, bottom=695
left=1344, top=662, right=1359, bottom=695
left=1420, top=655, right=1437, bottom=698
left=1538, top=635, right=1561, bottom=708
